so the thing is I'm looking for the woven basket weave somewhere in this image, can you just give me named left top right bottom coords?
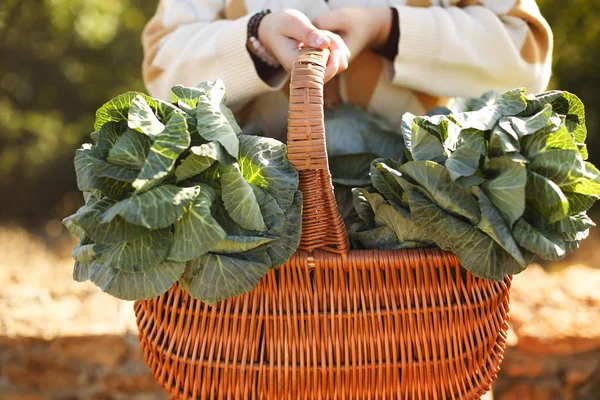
left=134, top=48, right=512, bottom=399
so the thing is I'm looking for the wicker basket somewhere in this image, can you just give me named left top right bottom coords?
left=134, top=48, right=512, bottom=399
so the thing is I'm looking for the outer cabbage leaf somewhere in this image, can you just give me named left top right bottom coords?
left=63, top=197, right=151, bottom=245
left=101, top=185, right=200, bottom=229
left=94, top=91, right=158, bottom=131
left=107, top=129, right=152, bottom=170
left=133, top=111, right=190, bottom=192
left=181, top=248, right=271, bottom=305
left=238, top=134, right=299, bottom=211
left=90, top=259, right=186, bottom=301
left=168, top=185, right=226, bottom=262
left=127, top=94, right=165, bottom=137
left=220, top=163, right=266, bottom=232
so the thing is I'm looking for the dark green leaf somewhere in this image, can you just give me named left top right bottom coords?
left=107, top=129, right=152, bottom=170
left=352, top=188, right=386, bottom=226
left=72, top=243, right=97, bottom=262
left=133, top=111, right=190, bottom=192
left=73, top=261, right=92, bottom=283
left=175, top=142, right=230, bottom=182
left=263, top=190, right=303, bottom=267
left=169, top=185, right=226, bottom=262
left=90, top=259, right=186, bottom=301
left=325, top=103, right=405, bottom=159
left=181, top=248, right=271, bottom=305
left=475, top=188, right=526, bottom=266
left=455, top=174, right=486, bottom=188
left=481, top=157, right=527, bottom=227
left=91, top=158, right=139, bottom=182
left=329, top=153, right=376, bottom=187
left=539, top=212, right=595, bottom=234
left=398, top=160, right=481, bottom=224
left=101, top=185, right=200, bottom=229
left=410, top=122, right=447, bottom=162
left=96, top=229, right=172, bottom=270
left=97, top=121, right=125, bottom=158
left=374, top=202, right=433, bottom=246
left=526, top=170, right=569, bottom=223
left=513, top=218, right=566, bottom=261
left=74, top=145, right=132, bottom=200
left=505, top=103, right=561, bottom=138
left=64, top=197, right=151, bottom=244
left=351, top=225, right=402, bottom=250
left=564, top=191, right=598, bottom=215
left=371, top=159, right=405, bottom=203
left=195, top=81, right=240, bottom=158
left=408, top=188, right=526, bottom=280
left=530, top=149, right=585, bottom=187
left=489, top=126, right=520, bottom=156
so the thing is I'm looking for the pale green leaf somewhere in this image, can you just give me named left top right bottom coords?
left=220, top=163, right=266, bottom=232
left=238, top=135, right=299, bottom=211
left=72, top=243, right=98, bottom=262
left=446, top=147, right=481, bottom=180
left=94, top=92, right=158, bottom=131
left=209, top=236, right=274, bottom=254
left=128, top=94, right=165, bottom=137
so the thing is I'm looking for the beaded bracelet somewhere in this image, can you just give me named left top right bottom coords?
left=247, top=10, right=280, bottom=68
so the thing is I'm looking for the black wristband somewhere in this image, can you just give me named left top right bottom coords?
left=247, top=9, right=271, bottom=40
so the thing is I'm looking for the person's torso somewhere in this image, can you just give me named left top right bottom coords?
left=223, top=0, right=447, bottom=138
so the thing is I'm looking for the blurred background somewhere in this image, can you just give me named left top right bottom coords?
left=0, top=1, right=599, bottom=399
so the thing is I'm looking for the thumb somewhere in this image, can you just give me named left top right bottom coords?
left=305, top=29, right=331, bottom=50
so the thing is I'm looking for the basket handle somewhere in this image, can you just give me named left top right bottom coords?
left=286, top=47, right=349, bottom=254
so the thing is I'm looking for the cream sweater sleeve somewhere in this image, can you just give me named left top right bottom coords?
left=390, top=0, right=553, bottom=97
left=142, top=0, right=287, bottom=111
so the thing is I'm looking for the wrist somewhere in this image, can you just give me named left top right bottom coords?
left=371, top=7, right=394, bottom=50
left=257, top=13, right=275, bottom=55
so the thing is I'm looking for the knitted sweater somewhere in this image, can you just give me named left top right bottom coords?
left=142, top=0, right=553, bottom=140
